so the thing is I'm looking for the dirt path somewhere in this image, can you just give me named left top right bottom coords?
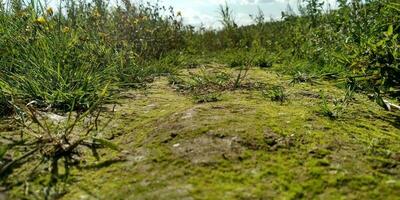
left=55, top=67, right=400, bottom=199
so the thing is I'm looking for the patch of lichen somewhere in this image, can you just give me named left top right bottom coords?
left=5, top=65, right=400, bottom=199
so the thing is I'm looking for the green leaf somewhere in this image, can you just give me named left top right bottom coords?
left=92, top=138, right=120, bottom=151
left=377, top=39, right=385, bottom=47
left=374, top=94, right=389, bottom=111
left=387, top=25, right=393, bottom=37
left=387, top=3, right=400, bottom=12
left=0, top=145, right=8, bottom=159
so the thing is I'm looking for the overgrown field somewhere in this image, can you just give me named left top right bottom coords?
left=0, top=0, right=399, bottom=199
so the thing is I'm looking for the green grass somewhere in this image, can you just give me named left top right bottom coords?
left=3, top=54, right=400, bottom=200
left=1, top=0, right=398, bottom=114
left=0, top=90, right=11, bottom=117
left=1, top=0, right=400, bottom=199
left=0, top=0, right=184, bottom=113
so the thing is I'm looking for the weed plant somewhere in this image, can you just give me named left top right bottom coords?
left=319, top=86, right=355, bottom=119
left=169, top=67, right=258, bottom=103
left=0, top=91, right=118, bottom=199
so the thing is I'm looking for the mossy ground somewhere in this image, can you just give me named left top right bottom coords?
left=5, top=63, right=400, bottom=199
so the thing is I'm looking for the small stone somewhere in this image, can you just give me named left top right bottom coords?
left=386, top=180, right=396, bottom=184
left=329, top=170, right=338, bottom=175
left=45, top=112, right=67, bottom=123
left=121, top=150, right=130, bottom=155
left=0, top=193, right=7, bottom=200
left=173, top=143, right=180, bottom=148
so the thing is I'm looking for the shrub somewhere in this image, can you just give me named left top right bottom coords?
left=227, top=52, right=249, bottom=68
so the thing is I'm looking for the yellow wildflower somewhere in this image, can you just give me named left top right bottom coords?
left=62, top=26, right=70, bottom=33
left=93, top=10, right=101, bottom=18
left=34, top=17, right=46, bottom=25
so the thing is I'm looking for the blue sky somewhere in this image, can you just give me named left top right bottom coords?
left=149, top=0, right=338, bottom=28
left=44, top=0, right=337, bottom=28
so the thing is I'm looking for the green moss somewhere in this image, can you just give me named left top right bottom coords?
left=4, top=65, right=400, bottom=200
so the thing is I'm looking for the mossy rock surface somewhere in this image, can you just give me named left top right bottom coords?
left=5, top=65, right=400, bottom=200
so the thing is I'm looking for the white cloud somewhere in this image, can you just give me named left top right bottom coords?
left=147, top=0, right=339, bottom=28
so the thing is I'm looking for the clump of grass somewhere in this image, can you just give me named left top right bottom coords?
left=0, top=0, right=186, bottom=113
left=193, top=92, right=222, bottom=103
left=226, top=50, right=273, bottom=69
left=170, top=69, right=232, bottom=94
left=252, top=49, right=274, bottom=68
left=290, top=71, right=317, bottom=85
left=262, top=86, right=288, bottom=104
left=0, top=5, right=115, bottom=111
left=319, top=93, right=338, bottom=119
left=168, top=75, right=187, bottom=89
left=158, top=53, right=201, bottom=69
left=233, top=65, right=251, bottom=89
left=254, top=56, right=273, bottom=68
left=319, top=87, right=355, bottom=119
left=169, top=67, right=256, bottom=103
left=228, top=54, right=248, bottom=68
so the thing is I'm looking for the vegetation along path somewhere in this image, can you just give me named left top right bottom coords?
left=19, top=64, right=398, bottom=199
